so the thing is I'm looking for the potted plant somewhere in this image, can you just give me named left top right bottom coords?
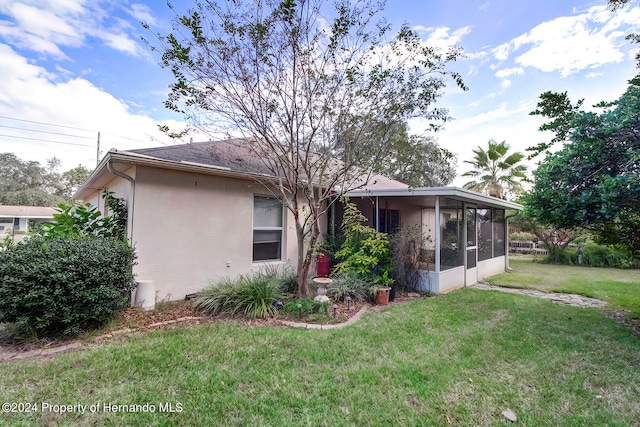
left=372, top=271, right=394, bottom=305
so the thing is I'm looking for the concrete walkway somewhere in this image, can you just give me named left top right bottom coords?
left=469, top=282, right=607, bottom=308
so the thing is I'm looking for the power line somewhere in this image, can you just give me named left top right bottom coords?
left=0, top=115, right=183, bottom=148
left=0, top=115, right=95, bottom=133
left=0, top=124, right=94, bottom=140
left=0, top=133, right=94, bottom=147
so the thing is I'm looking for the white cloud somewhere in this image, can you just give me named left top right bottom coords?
left=467, top=100, right=481, bottom=107
left=491, top=5, right=640, bottom=76
left=452, top=103, right=531, bottom=131
left=479, top=2, right=490, bottom=11
left=585, top=71, right=604, bottom=78
left=130, top=3, right=157, bottom=27
left=0, top=43, right=188, bottom=169
left=0, top=0, right=149, bottom=59
left=501, top=79, right=512, bottom=88
left=414, top=25, right=473, bottom=49
left=495, top=67, right=524, bottom=78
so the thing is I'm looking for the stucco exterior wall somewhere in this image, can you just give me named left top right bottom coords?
left=80, top=165, right=316, bottom=302
left=478, top=256, right=506, bottom=280
left=129, top=166, right=300, bottom=301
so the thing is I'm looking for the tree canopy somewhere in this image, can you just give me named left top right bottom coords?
left=151, top=0, right=466, bottom=296
left=523, top=84, right=640, bottom=255
left=0, top=153, right=91, bottom=206
left=362, top=122, right=456, bottom=188
left=461, top=140, right=527, bottom=200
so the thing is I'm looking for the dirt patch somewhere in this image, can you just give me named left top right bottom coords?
left=603, top=310, right=640, bottom=334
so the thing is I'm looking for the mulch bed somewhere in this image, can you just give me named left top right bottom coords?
left=0, top=292, right=424, bottom=355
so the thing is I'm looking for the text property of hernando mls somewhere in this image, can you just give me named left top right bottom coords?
left=2, top=402, right=183, bottom=414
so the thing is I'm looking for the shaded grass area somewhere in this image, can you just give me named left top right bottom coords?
left=1, top=290, right=640, bottom=426
left=488, top=257, right=640, bottom=318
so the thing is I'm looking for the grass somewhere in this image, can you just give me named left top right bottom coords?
left=1, top=290, right=640, bottom=425
left=488, top=257, right=640, bottom=318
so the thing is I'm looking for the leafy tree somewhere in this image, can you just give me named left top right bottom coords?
left=461, top=140, right=527, bottom=199
left=149, top=0, right=466, bottom=297
left=0, top=153, right=45, bottom=195
left=524, top=84, right=640, bottom=256
left=0, top=153, right=91, bottom=206
left=372, top=123, right=456, bottom=188
left=60, top=165, right=91, bottom=199
left=528, top=92, right=584, bottom=157
left=608, top=0, right=640, bottom=85
left=1, top=188, right=66, bottom=207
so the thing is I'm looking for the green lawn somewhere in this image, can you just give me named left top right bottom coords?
left=489, top=257, right=640, bottom=318
left=1, top=290, right=639, bottom=426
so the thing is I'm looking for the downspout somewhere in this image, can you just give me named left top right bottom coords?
left=106, top=160, right=135, bottom=243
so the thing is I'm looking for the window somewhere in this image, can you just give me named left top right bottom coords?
left=253, top=196, right=283, bottom=262
left=493, top=209, right=505, bottom=257
left=440, top=208, right=464, bottom=271
left=477, top=208, right=492, bottom=261
left=465, top=208, right=476, bottom=247
left=379, top=209, right=400, bottom=234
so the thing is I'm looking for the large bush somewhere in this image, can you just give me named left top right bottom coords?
left=390, top=225, right=427, bottom=292
left=542, top=244, right=637, bottom=269
left=334, top=201, right=392, bottom=282
left=0, top=236, right=136, bottom=336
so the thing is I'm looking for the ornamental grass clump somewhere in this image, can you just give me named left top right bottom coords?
left=327, top=272, right=372, bottom=302
left=195, top=273, right=286, bottom=319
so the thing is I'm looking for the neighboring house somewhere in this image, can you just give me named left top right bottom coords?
left=0, top=206, right=55, bottom=240
left=74, top=139, right=521, bottom=302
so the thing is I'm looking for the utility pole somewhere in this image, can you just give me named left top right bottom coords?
left=96, top=131, right=101, bottom=166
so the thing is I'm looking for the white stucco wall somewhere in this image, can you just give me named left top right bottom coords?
left=100, top=165, right=302, bottom=301
left=82, top=163, right=331, bottom=302
left=478, top=256, right=506, bottom=280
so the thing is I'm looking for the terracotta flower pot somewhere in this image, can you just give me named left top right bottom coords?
left=375, top=287, right=391, bottom=305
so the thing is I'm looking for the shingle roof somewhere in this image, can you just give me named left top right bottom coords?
left=128, top=138, right=273, bottom=175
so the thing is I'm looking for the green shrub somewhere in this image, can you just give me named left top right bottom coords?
left=195, top=273, right=284, bottom=318
left=39, top=190, right=127, bottom=240
left=334, top=201, right=392, bottom=282
left=327, top=272, right=372, bottom=302
left=542, top=244, right=637, bottom=269
left=0, top=236, right=136, bottom=337
left=544, top=247, right=577, bottom=265
left=509, top=232, right=536, bottom=241
left=283, top=299, right=329, bottom=316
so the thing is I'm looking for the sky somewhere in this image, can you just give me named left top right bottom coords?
left=0, top=0, right=638, bottom=186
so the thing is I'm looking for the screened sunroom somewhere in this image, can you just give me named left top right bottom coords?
left=338, top=187, right=522, bottom=294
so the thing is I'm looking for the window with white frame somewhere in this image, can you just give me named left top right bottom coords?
left=253, top=195, right=283, bottom=262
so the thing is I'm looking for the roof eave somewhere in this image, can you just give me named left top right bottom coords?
left=343, top=186, right=523, bottom=210
left=73, top=149, right=300, bottom=201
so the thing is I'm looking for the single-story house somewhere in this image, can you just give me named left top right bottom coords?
left=74, top=139, right=521, bottom=302
left=0, top=206, right=56, bottom=238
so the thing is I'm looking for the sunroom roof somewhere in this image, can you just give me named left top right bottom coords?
left=343, top=187, right=523, bottom=210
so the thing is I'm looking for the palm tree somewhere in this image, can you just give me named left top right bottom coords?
left=462, top=140, right=527, bottom=199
